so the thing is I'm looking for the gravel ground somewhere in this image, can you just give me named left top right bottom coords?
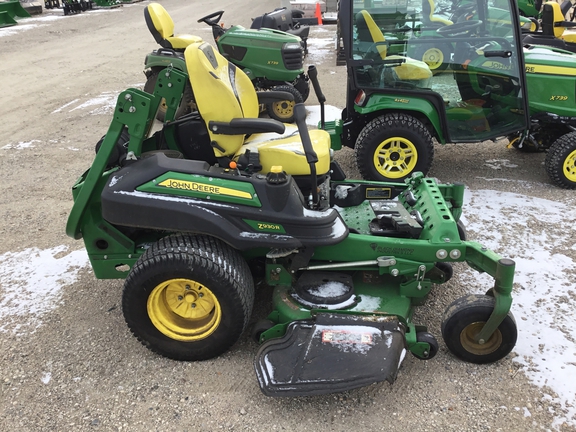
left=1, top=1, right=575, bottom=431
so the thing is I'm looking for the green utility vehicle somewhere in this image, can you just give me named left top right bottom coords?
left=327, top=0, right=576, bottom=188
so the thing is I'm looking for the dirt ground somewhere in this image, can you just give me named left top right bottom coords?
left=1, top=0, right=575, bottom=431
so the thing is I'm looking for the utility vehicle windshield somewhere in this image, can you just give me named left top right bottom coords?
left=348, top=0, right=528, bottom=142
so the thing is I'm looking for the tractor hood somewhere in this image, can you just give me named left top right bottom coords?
left=523, top=45, right=576, bottom=73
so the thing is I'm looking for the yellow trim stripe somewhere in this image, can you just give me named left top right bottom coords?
left=158, top=179, right=252, bottom=199
left=525, top=63, right=576, bottom=76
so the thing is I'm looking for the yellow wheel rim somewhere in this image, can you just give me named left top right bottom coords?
left=563, top=148, right=576, bottom=182
left=373, top=136, right=418, bottom=179
left=459, top=322, right=502, bottom=356
left=271, top=100, right=295, bottom=120
left=422, top=47, right=444, bottom=70
left=147, top=278, right=221, bottom=342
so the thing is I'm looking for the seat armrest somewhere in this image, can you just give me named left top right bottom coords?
left=256, top=91, right=295, bottom=104
left=208, top=118, right=286, bottom=135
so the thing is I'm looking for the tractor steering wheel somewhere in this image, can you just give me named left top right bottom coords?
left=437, top=20, right=482, bottom=36
left=197, top=11, right=224, bottom=26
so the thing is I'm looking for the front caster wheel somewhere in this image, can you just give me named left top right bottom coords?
left=122, top=234, right=254, bottom=361
left=411, top=331, right=439, bottom=360
left=355, top=113, right=434, bottom=182
left=545, top=132, right=576, bottom=189
left=441, top=294, right=517, bottom=364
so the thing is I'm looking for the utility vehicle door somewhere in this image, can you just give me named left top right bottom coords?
left=340, top=0, right=530, bottom=143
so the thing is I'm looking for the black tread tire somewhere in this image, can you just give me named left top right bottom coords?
left=412, top=331, right=439, bottom=360
left=122, top=234, right=254, bottom=361
left=251, top=319, right=275, bottom=343
left=414, top=43, right=451, bottom=75
left=457, top=219, right=467, bottom=241
left=144, top=70, right=195, bottom=122
left=266, top=84, right=303, bottom=123
left=434, top=261, right=454, bottom=283
left=355, top=113, right=434, bottom=182
left=294, top=74, right=310, bottom=102
left=545, top=132, right=576, bottom=189
left=441, top=294, right=517, bottom=364
left=94, top=127, right=130, bottom=168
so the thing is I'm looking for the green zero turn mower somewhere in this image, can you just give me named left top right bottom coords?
left=143, top=3, right=309, bottom=123
left=66, top=40, right=518, bottom=396
left=326, top=0, right=576, bottom=189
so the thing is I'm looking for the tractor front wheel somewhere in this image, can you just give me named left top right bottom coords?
left=122, top=234, right=254, bottom=361
left=441, top=294, right=517, bottom=364
left=355, top=113, right=434, bottom=182
left=266, top=84, right=303, bottom=123
left=545, top=132, right=576, bottom=189
left=415, top=43, right=451, bottom=75
left=144, top=70, right=195, bottom=122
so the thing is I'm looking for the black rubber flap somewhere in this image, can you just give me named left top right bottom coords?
left=254, top=313, right=406, bottom=397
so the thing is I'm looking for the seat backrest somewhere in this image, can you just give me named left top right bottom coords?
left=356, top=10, right=387, bottom=59
left=422, top=0, right=453, bottom=26
left=144, top=3, right=175, bottom=48
left=184, top=42, right=260, bottom=158
left=541, top=1, right=565, bottom=37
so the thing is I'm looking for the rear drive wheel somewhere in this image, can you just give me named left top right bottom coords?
left=441, top=294, right=517, bottom=364
left=144, top=70, right=195, bottom=122
left=266, top=84, right=303, bottom=123
left=355, top=113, right=434, bottom=182
left=122, top=234, right=254, bottom=361
left=545, top=132, right=576, bottom=189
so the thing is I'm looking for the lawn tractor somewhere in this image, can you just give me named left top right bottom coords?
left=67, top=40, right=518, bottom=396
left=326, top=0, right=576, bottom=188
left=143, top=3, right=309, bottom=123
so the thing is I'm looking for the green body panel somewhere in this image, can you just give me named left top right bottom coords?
left=216, top=26, right=303, bottom=81
left=524, top=47, right=576, bottom=116
left=144, top=53, right=187, bottom=73
left=355, top=94, right=444, bottom=142
left=66, top=68, right=188, bottom=278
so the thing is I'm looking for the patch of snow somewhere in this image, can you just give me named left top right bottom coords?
left=1, top=140, right=40, bottom=150
left=0, top=246, right=89, bottom=334
left=459, top=189, right=576, bottom=428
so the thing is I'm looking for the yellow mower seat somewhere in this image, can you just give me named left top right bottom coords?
left=184, top=42, right=331, bottom=176
left=145, top=3, right=202, bottom=50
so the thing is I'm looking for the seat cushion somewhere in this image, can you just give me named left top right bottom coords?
left=240, top=126, right=331, bottom=176
left=166, top=34, right=203, bottom=50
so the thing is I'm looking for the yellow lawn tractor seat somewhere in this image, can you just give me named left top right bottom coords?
left=541, top=1, right=576, bottom=43
left=144, top=2, right=202, bottom=50
left=421, top=0, right=453, bottom=27
left=184, top=42, right=331, bottom=176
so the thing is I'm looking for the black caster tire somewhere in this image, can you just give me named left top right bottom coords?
left=251, top=319, right=275, bottom=343
left=441, top=294, right=517, bottom=364
left=412, top=331, right=439, bottom=360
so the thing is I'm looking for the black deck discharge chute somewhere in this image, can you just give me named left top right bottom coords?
left=254, top=313, right=406, bottom=397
